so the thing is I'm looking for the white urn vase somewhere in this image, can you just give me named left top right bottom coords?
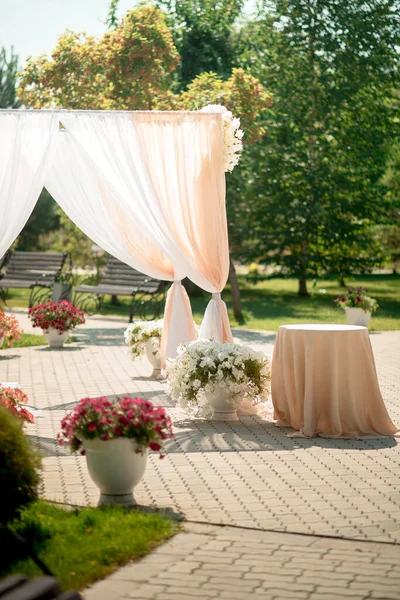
left=42, top=328, right=69, bottom=348
left=145, top=339, right=161, bottom=377
left=344, top=307, right=371, bottom=327
left=205, top=385, right=242, bottom=422
left=83, top=438, right=148, bottom=507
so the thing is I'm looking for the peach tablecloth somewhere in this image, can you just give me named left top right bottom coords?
left=271, top=324, right=398, bottom=438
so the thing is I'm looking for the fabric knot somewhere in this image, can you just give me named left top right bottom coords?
left=173, top=280, right=182, bottom=285
left=212, top=292, right=221, bottom=300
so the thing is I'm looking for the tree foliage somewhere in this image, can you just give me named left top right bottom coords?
left=0, top=46, right=21, bottom=108
left=15, top=189, right=60, bottom=251
left=18, top=5, right=180, bottom=110
left=178, top=68, right=271, bottom=143
left=157, top=0, right=245, bottom=89
left=235, top=0, right=400, bottom=294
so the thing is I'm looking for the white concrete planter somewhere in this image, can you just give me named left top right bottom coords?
left=83, top=438, right=148, bottom=507
left=42, top=328, right=69, bottom=348
left=205, top=385, right=242, bottom=422
left=145, top=339, right=161, bottom=377
left=344, top=307, right=371, bottom=327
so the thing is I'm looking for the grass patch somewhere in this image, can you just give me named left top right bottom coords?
left=3, top=273, right=399, bottom=331
left=1, top=334, right=74, bottom=349
left=0, top=501, right=177, bottom=591
left=10, top=333, right=47, bottom=348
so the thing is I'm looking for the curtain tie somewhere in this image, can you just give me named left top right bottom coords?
left=212, top=292, right=221, bottom=300
left=173, top=280, right=182, bottom=285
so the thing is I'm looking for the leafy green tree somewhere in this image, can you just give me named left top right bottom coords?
left=157, top=0, right=245, bottom=89
left=48, top=206, right=108, bottom=271
left=377, top=145, right=400, bottom=273
left=18, top=6, right=180, bottom=110
left=15, top=189, right=60, bottom=251
left=0, top=46, right=21, bottom=108
left=235, top=1, right=400, bottom=295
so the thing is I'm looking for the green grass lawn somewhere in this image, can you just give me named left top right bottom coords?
left=1, top=334, right=74, bottom=349
left=3, top=274, right=399, bottom=331
left=1, top=501, right=177, bottom=591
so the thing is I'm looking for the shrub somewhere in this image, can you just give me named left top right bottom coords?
left=0, top=407, right=41, bottom=525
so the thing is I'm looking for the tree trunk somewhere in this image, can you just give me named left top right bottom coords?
left=111, top=294, right=119, bottom=306
left=298, top=238, right=309, bottom=296
left=228, top=257, right=243, bottom=321
left=298, top=274, right=309, bottom=296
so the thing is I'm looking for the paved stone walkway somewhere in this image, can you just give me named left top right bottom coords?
left=85, top=524, right=400, bottom=600
left=1, top=310, right=400, bottom=598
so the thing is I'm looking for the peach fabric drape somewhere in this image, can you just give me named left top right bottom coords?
left=47, top=111, right=232, bottom=362
left=272, top=324, right=398, bottom=438
left=132, top=113, right=233, bottom=345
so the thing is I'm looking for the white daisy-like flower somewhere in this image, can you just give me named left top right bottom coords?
left=201, top=104, right=244, bottom=173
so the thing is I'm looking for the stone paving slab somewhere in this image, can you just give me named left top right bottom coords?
left=83, top=522, right=400, bottom=600
left=0, top=313, right=399, bottom=545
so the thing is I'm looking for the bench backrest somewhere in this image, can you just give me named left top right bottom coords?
left=102, top=257, right=162, bottom=293
left=2, top=252, right=66, bottom=283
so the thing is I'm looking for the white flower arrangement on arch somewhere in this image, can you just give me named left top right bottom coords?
left=165, top=339, right=271, bottom=417
left=201, top=104, right=244, bottom=172
left=124, top=319, right=163, bottom=360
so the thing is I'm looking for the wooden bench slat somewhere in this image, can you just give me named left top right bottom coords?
left=74, top=257, right=167, bottom=320
left=0, top=577, right=60, bottom=600
left=0, top=576, right=28, bottom=597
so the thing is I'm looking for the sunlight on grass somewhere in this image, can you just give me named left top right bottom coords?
left=3, top=274, right=399, bottom=331
left=1, top=501, right=177, bottom=591
left=1, top=334, right=74, bottom=349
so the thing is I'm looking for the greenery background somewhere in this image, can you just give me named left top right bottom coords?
left=1, top=0, right=399, bottom=323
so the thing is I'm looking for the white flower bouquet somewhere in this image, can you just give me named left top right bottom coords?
left=124, top=319, right=163, bottom=360
left=165, top=340, right=271, bottom=416
left=201, top=104, right=244, bottom=172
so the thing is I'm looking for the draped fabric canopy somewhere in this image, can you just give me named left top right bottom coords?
left=0, top=109, right=233, bottom=361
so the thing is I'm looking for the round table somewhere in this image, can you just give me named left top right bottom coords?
left=271, top=324, right=398, bottom=438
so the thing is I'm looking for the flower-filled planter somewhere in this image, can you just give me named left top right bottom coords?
left=166, top=340, right=271, bottom=421
left=0, top=386, right=34, bottom=425
left=59, top=396, right=173, bottom=506
left=124, top=320, right=163, bottom=377
left=0, top=311, right=22, bottom=348
left=334, top=287, right=378, bottom=327
left=28, top=300, right=85, bottom=347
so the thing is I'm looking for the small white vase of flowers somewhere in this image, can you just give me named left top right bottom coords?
left=334, top=286, right=378, bottom=327
left=124, top=320, right=163, bottom=377
left=166, top=340, right=271, bottom=421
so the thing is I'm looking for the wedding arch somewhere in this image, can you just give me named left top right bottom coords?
left=0, top=108, right=236, bottom=363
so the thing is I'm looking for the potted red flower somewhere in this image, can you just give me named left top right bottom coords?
left=0, top=386, right=34, bottom=425
left=28, top=300, right=85, bottom=347
left=58, top=396, right=173, bottom=506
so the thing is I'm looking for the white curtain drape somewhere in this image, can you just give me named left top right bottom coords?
left=0, top=112, right=56, bottom=259
left=0, top=109, right=233, bottom=360
left=47, top=112, right=232, bottom=360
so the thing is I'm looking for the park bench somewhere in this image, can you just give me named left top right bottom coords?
left=74, top=256, right=168, bottom=321
left=0, top=252, right=68, bottom=307
left=0, top=575, right=82, bottom=600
